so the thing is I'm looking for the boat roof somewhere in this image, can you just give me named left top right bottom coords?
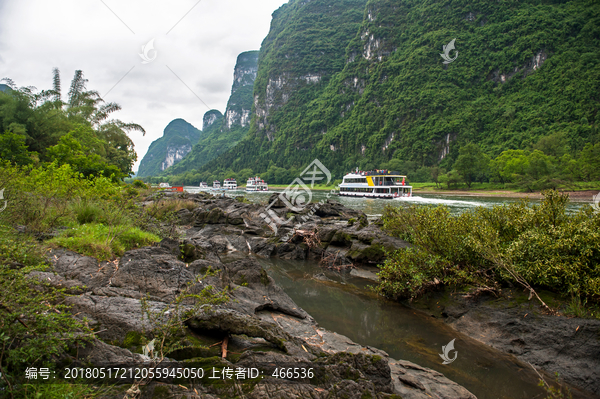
left=344, top=171, right=407, bottom=178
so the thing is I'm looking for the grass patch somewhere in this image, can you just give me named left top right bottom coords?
left=48, top=223, right=160, bottom=260
left=146, top=199, right=197, bottom=220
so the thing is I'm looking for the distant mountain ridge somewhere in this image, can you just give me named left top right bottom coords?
left=136, top=118, right=201, bottom=177
left=161, top=51, right=259, bottom=176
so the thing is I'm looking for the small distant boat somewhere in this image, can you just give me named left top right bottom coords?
left=223, top=178, right=237, bottom=190
left=199, top=182, right=208, bottom=189
left=338, top=170, right=412, bottom=199
left=159, top=184, right=184, bottom=192
left=213, top=180, right=221, bottom=189
left=245, top=176, right=268, bottom=192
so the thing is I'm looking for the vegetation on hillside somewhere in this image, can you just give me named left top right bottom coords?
left=145, top=51, right=261, bottom=181
left=172, top=0, right=600, bottom=189
left=136, top=118, right=202, bottom=178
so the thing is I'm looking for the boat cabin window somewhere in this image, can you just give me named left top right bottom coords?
left=340, top=187, right=373, bottom=193
left=343, top=177, right=367, bottom=183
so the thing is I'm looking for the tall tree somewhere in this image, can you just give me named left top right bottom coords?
left=453, top=143, right=489, bottom=188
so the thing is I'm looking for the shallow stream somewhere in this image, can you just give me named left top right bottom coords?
left=257, top=257, right=589, bottom=399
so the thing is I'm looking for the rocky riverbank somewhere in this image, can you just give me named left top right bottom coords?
left=36, top=191, right=477, bottom=398
left=416, top=289, right=600, bottom=397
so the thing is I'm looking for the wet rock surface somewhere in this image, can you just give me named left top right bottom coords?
left=438, top=292, right=600, bottom=396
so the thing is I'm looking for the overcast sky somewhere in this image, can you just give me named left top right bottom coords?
left=0, top=0, right=288, bottom=172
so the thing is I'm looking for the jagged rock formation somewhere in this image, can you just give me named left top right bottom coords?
left=203, top=109, right=223, bottom=131
left=136, top=118, right=201, bottom=177
left=225, top=51, right=259, bottom=129
left=163, top=51, right=260, bottom=176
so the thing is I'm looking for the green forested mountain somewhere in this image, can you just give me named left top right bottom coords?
left=136, top=118, right=201, bottom=177
left=190, top=0, right=599, bottom=185
left=157, top=51, right=259, bottom=180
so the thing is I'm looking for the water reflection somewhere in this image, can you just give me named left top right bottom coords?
left=257, top=257, right=594, bottom=399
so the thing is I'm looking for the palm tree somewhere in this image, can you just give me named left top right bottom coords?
left=52, top=68, right=146, bottom=175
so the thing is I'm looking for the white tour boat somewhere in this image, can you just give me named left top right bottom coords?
left=245, top=176, right=268, bottom=192
left=199, top=182, right=208, bottom=189
left=223, top=178, right=237, bottom=190
left=158, top=182, right=171, bottom=189
left=338, top=170, right=412, bottom=199
left=213, top=180, right=221, bottom=189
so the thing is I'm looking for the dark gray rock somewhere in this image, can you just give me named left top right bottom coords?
left=442, top=291, right=600, bottom=395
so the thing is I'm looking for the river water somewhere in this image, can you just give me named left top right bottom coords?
left=257, top=257, right=595, bottom=399
left=184, top=186, right=593, bottom=398
left=185, top=187, right=589, bottom=216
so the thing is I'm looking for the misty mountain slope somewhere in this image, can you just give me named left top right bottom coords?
left=136, top=118, right=201, bottom=177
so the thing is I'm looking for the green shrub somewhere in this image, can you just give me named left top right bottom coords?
left=377, top=247, right=452, bottom=299
left=146, top=199, right=197, bottom=221
left=379, top=190, right=600, bottom=308
left=0, top=227, right=92, bottom=394
left=0, top=162, right=125, bottom=234
left=132, top=179, right=147, bottom=189
left=72, top=200, right=103, bottom=224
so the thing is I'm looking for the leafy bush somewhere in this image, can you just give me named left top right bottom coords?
left=379, top=190, right=600, bottom=308
left=377, top=247, right=452, bottom=299
left=132, top=179, right=147, bottom=189
left=0, top=226, right=92, bottom=395
left=72, top=200, right=103, bottom=224
left=0, top=162, right=124, bottom=234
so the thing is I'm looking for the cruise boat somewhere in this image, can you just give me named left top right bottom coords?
left=223, top=178, right=237, bottom=190
left=199, top=182, right=208, bottom=189
left=245, top=176, right=268, bottom=192
left=338, top=170, right=412, bottom=199
left=213, top=180, right=221, bottom=189
left=158, top=182, right=170, bottom=189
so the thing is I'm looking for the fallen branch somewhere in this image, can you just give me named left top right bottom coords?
left=289, top=229, right=321, bottom=250
left=476, top=241, right=557, bottom=315
left=0, top=303, right=29, bottom=329
left=320, top=251, right=354, bottom=271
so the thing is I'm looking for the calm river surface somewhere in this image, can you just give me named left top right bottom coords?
left=257, top=257, right=593, bottom=399
left=184, top=186, right=593, bottom=398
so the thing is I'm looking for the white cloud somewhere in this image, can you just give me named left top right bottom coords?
left=0, top=0, right=288, bottom=171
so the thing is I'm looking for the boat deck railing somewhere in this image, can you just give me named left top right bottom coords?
left=349, top=170, right=405, bottom=177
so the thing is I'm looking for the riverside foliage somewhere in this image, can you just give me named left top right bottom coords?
left=378, top=190, right=600, bottom=313
left=0, top=163, right=172, bottom=397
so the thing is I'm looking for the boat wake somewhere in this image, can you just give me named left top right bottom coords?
left=394, top=196, right=486, bottom=207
